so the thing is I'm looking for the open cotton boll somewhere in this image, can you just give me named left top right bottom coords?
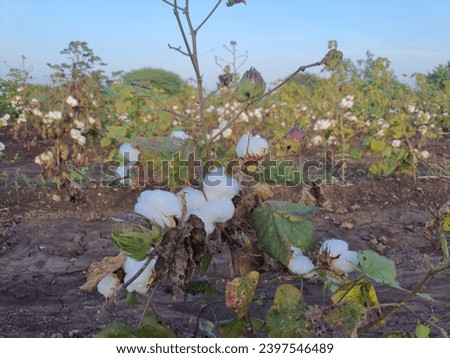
left=123, top=257, right=157, bottom=295
left=287, top=251, right=316, bottom=278
left=190, top=198, right=235, bottom=235
left=134, top=190, right=182, bottom=229
left=177, top=187, right=207, bottom=215
left=319, top=238, right=349, bottom=258
left=171, top=130, right=188, bottom=140
left=235, top=133, right=269, bottom=159
left=119, top=143, right=140, bottom=164
left=331, top=250, right=359, bottom=274
left=97, top=273, right=121, bottom=299
left=203, top=167, right=240, bottom=201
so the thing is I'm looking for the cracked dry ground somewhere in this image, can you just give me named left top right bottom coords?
left=0, top=177, right=449, bottom=337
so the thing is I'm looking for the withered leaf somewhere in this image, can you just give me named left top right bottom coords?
left=80, top=254, right=126, bottom=292
left=155, top=215, right=207, bottom=299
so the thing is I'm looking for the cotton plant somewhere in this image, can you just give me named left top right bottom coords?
left=287, top=246, right=316, bottom=278
left=235, top=133, right=269, bottom=160
left=318, top=238, right=359, bottom=275
left=190, top=198, right=236, bottom=235
left=123, top=256, right=158, bottom=295
left=134, top=190, right=183, bottom=229
left=202, top=166, right=240, bottom=201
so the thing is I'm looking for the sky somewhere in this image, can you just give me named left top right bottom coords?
left=0, top=0, right=449, bottom=89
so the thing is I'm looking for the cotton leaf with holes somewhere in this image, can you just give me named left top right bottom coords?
left=225, top=271, right=259, bottom=318
left=266, top=284, right=308, bottom=338
left=251, top=200, right=318, bottom=265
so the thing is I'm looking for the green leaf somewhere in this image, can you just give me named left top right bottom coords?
left=185, top=278, right=216, bottom=299
left=442, top=216, right=450, bottom=232
left=96, top=322, right=136, bottom=338
left=135, top=314, right=175, bottom=338
left=126, top=291, right=141, bottom=307
left=106, top=125, right=127, bottom=140
left=415, top=323, right=430, bottom=338
left=266, top=284, right=308, bottom=338
left=358, top=250, right=402, bottom=289
left=219, top=318, right=265, bottom=338
left=370, top=138, right=386, bottom=153
left=349, top=147, right=363, bottom=160
left=111, top=213, right=162, bottom=261
left=200, top=253, right=213, bottom=273
left=251, top=201, right=318, bottom=265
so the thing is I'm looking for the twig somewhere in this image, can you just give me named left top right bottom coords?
left=358, top=258, right=450, bottom=335
left=167, top=44, right=189, bottom=56
left=401, top=305, right=448, bottom=338
left=209, top=60, right=324, bottom=142
left=120, top=252, right=156, bottom=293
left=195, top=0, right=222, bottom=33
left=193, top=299, right=224, bottom=337
left=138, top=281, right=161, bottom=328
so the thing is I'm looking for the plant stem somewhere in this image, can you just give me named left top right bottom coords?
left=209, top=60, right=324, bottom=142
left=358, top=258, right=450, bottom=335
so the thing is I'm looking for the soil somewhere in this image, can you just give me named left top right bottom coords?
left=1, top=130, right=450, bottom=338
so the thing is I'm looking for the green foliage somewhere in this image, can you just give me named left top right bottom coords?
left=265, top=284, right=308, bottom=337
left=96, top=314, right=175, bottom=338
left=111, top=213, right=162, bottom=260
left=123, top=68, right=189, bottom=96
left=251, top=201, right=318, bottom=265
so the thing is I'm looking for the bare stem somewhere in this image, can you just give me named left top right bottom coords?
left=209, top=60, right=324, bottom=142
left=195, top=0, right=222, bottom=32
left=358, top=258, right=450, bottom=335
left=120, top=252, right=156, bottom=294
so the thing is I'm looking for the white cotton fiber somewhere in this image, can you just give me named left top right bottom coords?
left=119, top=143, right=140, bottom=164
left=123, top=256, right=157, bottom=295
left=203, top=167, right=240, bottom=201
left=235, top=133, right=269, bottom=158
left=134, top=190, right=182, bottom=229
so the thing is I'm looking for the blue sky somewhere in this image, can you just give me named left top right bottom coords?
left=1, top=0, right=449, bottom=89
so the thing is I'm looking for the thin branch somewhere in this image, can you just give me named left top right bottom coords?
left=168, top=44, right=189, bottom=56
left=209, top=60, right=324, bottom=142
left=120, top=251, right=156, bottom=293
left=401, top=305, right=448, bottom=338
left=195, top=0, right=222, bottom=33
left=161, top=0, right=184, bottom=11
left=358, top=258, right=450, bottom=335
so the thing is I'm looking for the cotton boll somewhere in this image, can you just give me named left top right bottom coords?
left=287, top=251, right=316, bottom=278
left=171, top=130, right=188, bottom=140
left=97, top=273, right=121, bottom=299
left=177, top=187, right=207, bottom=214
left=203, top=167, right=240, bottom=201
left=134, top=190, right=182, bottom=229
left=119, top=143, right=140, bottom=164
left=290, top=245, right=303, bottom=257
left=319, top=238, right=349, bottom=258
left=123, top=257, right=157, bottom=294
left=331, top=250, right=359, bottom=274
left=236, top=133, right=269, bottom=159
left=190, top=198, right=235, bottom=235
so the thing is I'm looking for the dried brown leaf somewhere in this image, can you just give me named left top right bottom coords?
left=80, top=254, right=126, bottom=292
left=155, top=215, right=207, bottom=299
